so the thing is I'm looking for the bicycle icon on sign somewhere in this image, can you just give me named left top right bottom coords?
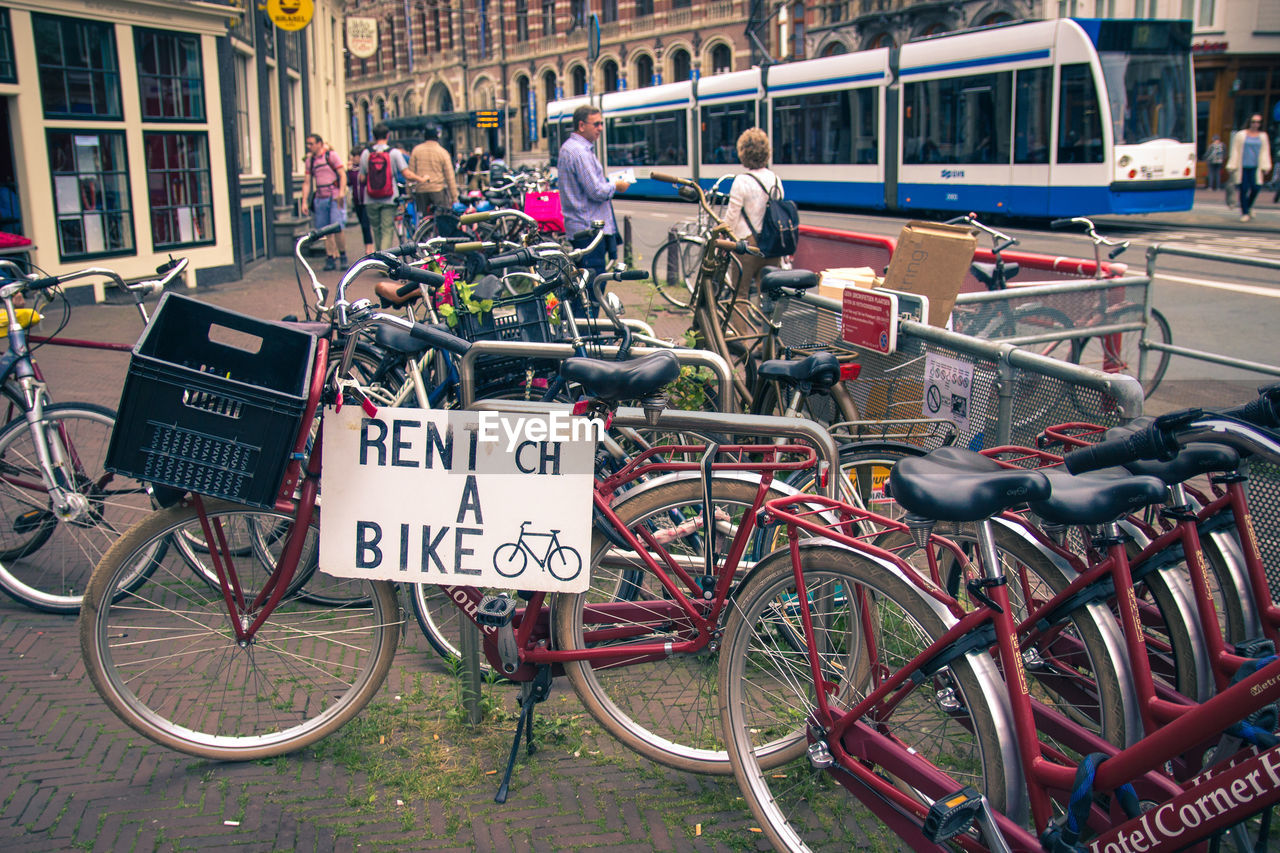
left=492, top=522, right=583, bottom=581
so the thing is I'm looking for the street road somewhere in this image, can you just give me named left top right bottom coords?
left=614, top=198, right=1280, bottom=406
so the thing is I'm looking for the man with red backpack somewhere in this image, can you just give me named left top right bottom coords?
left=301, top=133, right=348, bottom=270
left=358, top=123, right=409, bottom=251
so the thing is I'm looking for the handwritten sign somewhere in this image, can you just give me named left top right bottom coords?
left=319, top=407, right=595, bottom=593
left=841, top=287, right=898, bottom=354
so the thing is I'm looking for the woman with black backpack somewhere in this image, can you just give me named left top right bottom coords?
left=722, top=128, right=796, bottom=303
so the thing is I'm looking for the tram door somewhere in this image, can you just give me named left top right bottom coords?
left=1011, top=67, right=1054, bottom=217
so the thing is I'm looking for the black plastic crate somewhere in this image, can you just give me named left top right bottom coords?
left=454, top=292, right=556, bottom=344
left=105, top=293, right=317, bottom=509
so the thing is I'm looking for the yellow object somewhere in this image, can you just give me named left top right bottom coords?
left=0, top=308, right=41, bottom=338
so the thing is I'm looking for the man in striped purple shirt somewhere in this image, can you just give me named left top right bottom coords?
left=558, top=105, right=631, bottom=279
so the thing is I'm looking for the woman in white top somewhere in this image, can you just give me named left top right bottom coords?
left=722, top=127, right=785, bottom=300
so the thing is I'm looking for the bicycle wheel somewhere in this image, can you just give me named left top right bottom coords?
left=0, top=403, right=154, bottom=613
left=79, top=500, right=400, bottom=760
left=720, top=544, right=1021, bottom=852
left=783, top=442, right=925, bottom=526
left=994, top=305, right=1075, bottom=433
left=552, top=474, right=794, bottom=774
left=879, top=519, right=1132, bottom=748
left=650, top=236, right=702, bottom=309
left=1070, top=305, right=1172, bottom=400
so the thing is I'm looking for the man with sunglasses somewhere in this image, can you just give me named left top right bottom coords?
left=558, top=105, right=631, bottom=281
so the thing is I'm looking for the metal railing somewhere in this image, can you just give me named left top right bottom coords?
left=1146, top=244, right=1280, bottom=379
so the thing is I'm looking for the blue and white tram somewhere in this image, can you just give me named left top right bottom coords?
left=544, top=17, right=1194, bottom=218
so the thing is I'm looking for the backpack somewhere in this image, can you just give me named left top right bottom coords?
left=744, top=173, right=799, bottom=257
left=308, top=150, right=343, bottom=197
left=365, top=149, right=396, bottom=199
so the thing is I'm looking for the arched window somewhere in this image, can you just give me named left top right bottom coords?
left=821, top=41, right=847, bottom=57
left=543, top=70, right=557, bottom=105
left=867, top=32, right=895, bottom=49
left=635, top=54, right=654, bottom=88
left=670, top=48, right=690, bottom=82
left=375, top=97, right=386, bottom=120
left=391, top=95, right=400, bottom=117
left=601, top=59, right=619, bottom=93
left=405, top=90, right=418, bottom=116
left=981, top=13, right=1013, bottom=26
left=571, top=65, right=587, bottom=96
left=711, top=43, right=731, bottom=74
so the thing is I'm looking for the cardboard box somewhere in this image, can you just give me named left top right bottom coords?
left=818, top=267, right=881, bottom=302
left=881, top=221, right=976, bottom=327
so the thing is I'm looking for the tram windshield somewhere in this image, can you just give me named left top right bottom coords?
left=1091, top=19, right=1193, bottom=145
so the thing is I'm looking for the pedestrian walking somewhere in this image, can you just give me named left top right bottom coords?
left=358, top=123, right=409, bottom=250
left=347, top=150, right=374, bottom=255
left=557, top=104, right=631, bottom=281
left=722, top=127, right=786, bottom=302
left=464, top=147, right=490, bottom=191
left=405, top=125, right=457, bottom=223
left=1204, top=134, right=1225, bottom=191
left=1226, top=114, right=1272, bottom=222
left=301, top=133, right=348, bottom=270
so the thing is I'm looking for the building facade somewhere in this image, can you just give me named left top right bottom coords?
left=0, top=0, right=347, bottom=301
left=803, top=0, right=1038, bottom=54
left=344, top=0, right=764, bottom=168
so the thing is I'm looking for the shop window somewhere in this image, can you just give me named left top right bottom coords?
left=145, top=132, right=214, bottom=249
left=47, top=130, right=134, bottom=259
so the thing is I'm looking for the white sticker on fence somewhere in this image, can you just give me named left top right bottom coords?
left=922, top=352, right=974, bottom=433
left=319, top=406, right=596, bottom=593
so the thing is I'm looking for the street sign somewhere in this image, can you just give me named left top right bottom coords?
left=841, top=287, right=898, bottom=354
left=267, top=0, right=314, bottom=31
left=472, top=109, right=502, bottom=129
left=588, top=14, right=601, bottom=63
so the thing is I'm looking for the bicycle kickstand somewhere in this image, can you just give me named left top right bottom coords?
left=494, top=663, right=553, bottom=804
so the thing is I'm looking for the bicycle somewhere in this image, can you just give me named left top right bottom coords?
left=649, top=174, right=735, bottom=309
left=492, top=521, right=582, bottom=581
left=1051, top=216, right=1172, bottom=400
left=77, top=253, right=840, bottom=791
left=0, top=258, right=186, bottom=613
left=718, top=404, right=1280, bottom=852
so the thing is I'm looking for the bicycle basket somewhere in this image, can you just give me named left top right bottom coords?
left=453, top=290, right=558, bottom=345
left=105, top=293, right=317, bottom=509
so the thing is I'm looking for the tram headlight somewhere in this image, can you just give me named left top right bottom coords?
left=1118, top=155, right=1132, bottom=167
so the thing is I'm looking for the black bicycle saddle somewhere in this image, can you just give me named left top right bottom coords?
left=560, top=350, right=681, bottom=402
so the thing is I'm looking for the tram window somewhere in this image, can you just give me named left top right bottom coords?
left=1058, top=63, right=1105, bottom=163
left=903, top=72, right=1011, bottom=165
left=771, top=88, right=877, bottom=165
left=606, top=111, right=687, bottom=166
left=1014, top=67, right=1051, bottom=164
left=547, top=120, right=572, bottom=165
left=701, top=101, right=754, bottom=164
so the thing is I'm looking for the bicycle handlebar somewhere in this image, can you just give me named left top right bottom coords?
left=946, top=213, right=1017, bottom=253
left=1064, top=388, right=1280, bottom=473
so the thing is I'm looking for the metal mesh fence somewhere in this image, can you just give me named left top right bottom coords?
left=775, top=294, right=1129, bottom=452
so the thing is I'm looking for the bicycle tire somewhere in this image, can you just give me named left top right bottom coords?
left=783, top=442, right=926, bottom=525
left=546, top=545, right=582, bottom=581
left=0, top=403, right=155, bottom=613
left=650, top=235, right=701, bottom=309
left=878, top=519, right=1132, bottom=748
left=992, top=305, right=1075, bottom=433
left=79, top=499, right=400, bottom=761
left=552, top=474, right=794, bottom=775
left=1069, top=305, right=1171, bottom=401
left=719, top=544, right=1021, bottom=852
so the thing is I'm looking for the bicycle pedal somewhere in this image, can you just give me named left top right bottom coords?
left=477, top=594, right=517, bottom=627
left=1235, top=637, right=1276, bottom=659
left=923, top=787, right=984, bottom=843
left=13, top=509, right=53, bottom=535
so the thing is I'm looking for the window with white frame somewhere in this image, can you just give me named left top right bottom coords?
left=47, top=130, right=134, bottom=259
